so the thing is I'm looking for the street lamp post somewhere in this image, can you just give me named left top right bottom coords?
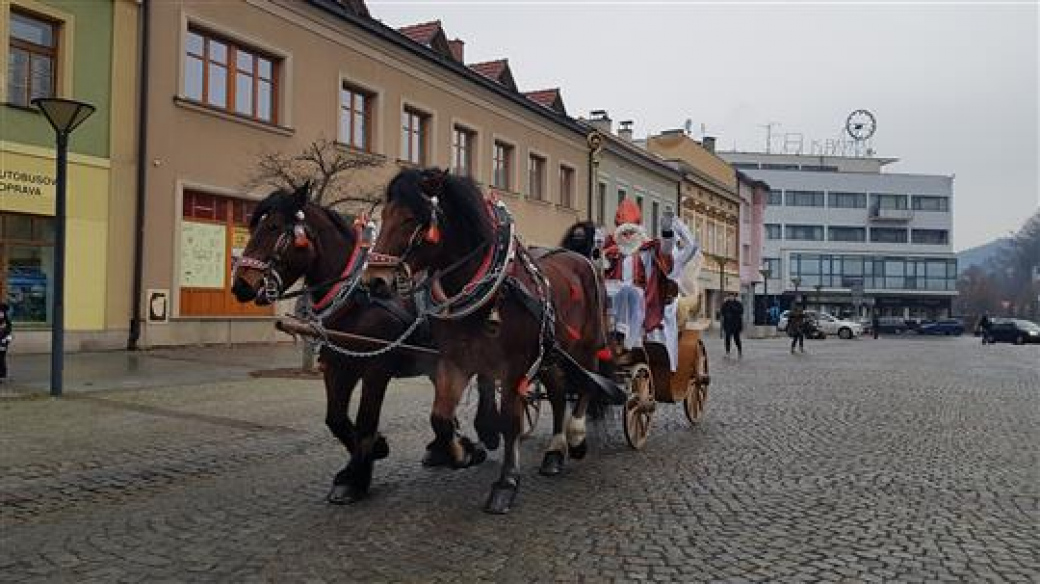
left=759, top=267, right=772, bottom=325
left=791, top=276, right=802, bottom=308
left=32, top=98, right=96, bottom=397
left=814, top=284, right=823, bottom=312
left=717, top=256, right=727, bottom=337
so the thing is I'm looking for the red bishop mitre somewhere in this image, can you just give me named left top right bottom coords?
left=615, top=198, right=642, bottom=227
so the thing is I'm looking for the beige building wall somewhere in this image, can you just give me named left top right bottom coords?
left=139, top=0, right=588, bottom=346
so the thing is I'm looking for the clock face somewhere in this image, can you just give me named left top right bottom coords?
left=846, top=109, right=877, bottom=140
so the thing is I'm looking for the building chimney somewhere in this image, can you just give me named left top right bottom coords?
left=618, top=120, right=634, bottom=141
left=587, top=110, right=612, bottom=133
left=448, top=38, right=464, bottom=62
left=702, top=135, right=716, bottom=153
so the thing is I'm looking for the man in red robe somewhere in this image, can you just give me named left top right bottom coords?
left=602, top=199, right=675, bottom=348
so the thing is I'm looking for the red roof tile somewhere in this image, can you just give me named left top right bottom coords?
left=468, top=59, right=508, bottom=81
left=523, top=89, right=560, bottom=108
left=397, top=20, right=442, bottom=45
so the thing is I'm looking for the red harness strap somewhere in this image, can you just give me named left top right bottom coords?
left=312, top=223, right=364, bottom=311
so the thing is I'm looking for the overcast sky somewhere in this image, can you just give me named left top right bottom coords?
left=369, top=0, right=1039, bottom=252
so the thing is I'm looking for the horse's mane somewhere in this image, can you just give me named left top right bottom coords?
left=249, top=188, right=354, bottom=240
left=386, top=168, right=493, bottom=245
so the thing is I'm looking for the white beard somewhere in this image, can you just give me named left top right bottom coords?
left=615, top=223, right=648, bottom=256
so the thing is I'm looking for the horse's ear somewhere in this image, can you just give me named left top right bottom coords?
left=293, top=181, right=311, bottom=210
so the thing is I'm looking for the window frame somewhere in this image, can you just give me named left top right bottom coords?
left=492, top=139, right=514, bottom=191
left=528, top=153, right=547, bottom=201
left=7, top=7, right=59, bottom=107
left=451, top=125, right=476, bottom=177
left=400, top=106, right=430, bottom=165
left=339, top=83, right=373, bottom=152
left=183, top=26, right=278, bottom=124
left=558, top=165, right=575, bottom=209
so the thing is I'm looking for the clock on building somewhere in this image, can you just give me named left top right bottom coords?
left=845, top=109, right=877, bottom=141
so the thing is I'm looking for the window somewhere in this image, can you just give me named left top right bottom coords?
left=0, top=213, right=55, bottom=325
left=871, top=194, right=908, bottom=210
left=452, top=126, right=475, bottom=177
left=180, top=191, right=272, bottom=317
left=786, top=190, right=825, bottom=207
left=911, top=229, right=949, bottom=245
left=828, top=226, right=866, bottom=242
left=596, top=182, right=607, bottom=225
left=765, top=223, right=782, bottom=240
left=767, top=190, right=783, bottom=206
left=7, top=9, right=58, bottom=107
left=762, top=257, right=781, bottom=278
left=492, top=141, right=513, bottom=190
left=742, top=244, right=750, bottom=266
left=870, top=227, right=908, bottom=243
left=184, top=28, right=277, bottom=122
left=559, top=166, right=575, bottom=208
left=785, top=224, right=824, bottom=241
left=651, top=201, right=660, bottom=236
left=339, top=85, right=372, bottom=151
left=401, top=107, right=429, bottom=164
left=528, top=154, right=546, bottom=200
left=828, top=192, right=866, bottom=209
left=726, top=225, right=737, bottom=258
left=912, top=196, right=949, bottom=212
left=617, top=188, right=626, bottom=210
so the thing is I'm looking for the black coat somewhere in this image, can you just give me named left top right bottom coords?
left=720, top=299, right=744, bottom=332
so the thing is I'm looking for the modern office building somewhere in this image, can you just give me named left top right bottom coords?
left=719, top=151, right=957, bottom=320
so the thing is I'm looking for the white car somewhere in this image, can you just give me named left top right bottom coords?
left=776, top=310, right=863, bottom=339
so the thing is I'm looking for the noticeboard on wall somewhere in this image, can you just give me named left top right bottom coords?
left=180, top=221, right=226, bottom=289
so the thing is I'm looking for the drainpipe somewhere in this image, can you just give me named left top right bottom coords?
left=128, top=0, right=151, bottom=350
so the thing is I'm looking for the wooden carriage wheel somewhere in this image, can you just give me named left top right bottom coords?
left=623, top=363, right=655, bottom=450
left=684, top=339, right=710, bottom=424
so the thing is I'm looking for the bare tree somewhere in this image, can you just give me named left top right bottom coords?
left=246, top=136, right=387, bottom=215
left=244, top=138, right=388, bottom=371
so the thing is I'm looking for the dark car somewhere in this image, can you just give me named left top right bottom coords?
left=874, top=316, right=909, bottom=335
left=917, top=319, right=965, bottom=336
left=985, top=319, right=1040, bottom=345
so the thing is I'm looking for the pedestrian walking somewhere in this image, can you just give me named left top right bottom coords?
left=978, top=313, right=992, bottom=345
left=720, top=293, right=744, bottom=358
left=0, top=303, right=12, bottom=382
left=872, top=312, right=880, bottom=340
left=788, top=304, right=807, bottom=354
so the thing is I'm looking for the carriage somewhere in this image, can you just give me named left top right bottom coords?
left=521, top=302, right=711, bottom=450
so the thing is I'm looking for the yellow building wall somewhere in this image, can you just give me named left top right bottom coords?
left=0, top=142, right=111, bottom=330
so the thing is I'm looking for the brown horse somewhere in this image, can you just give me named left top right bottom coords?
left=232, top=184, right=497, bottom=505
left=364, top=168, right=623, bottom=514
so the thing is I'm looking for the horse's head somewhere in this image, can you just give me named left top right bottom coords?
left=232, top=183, right=319, bottom=305
left=364, top=168, right=490, bottom=294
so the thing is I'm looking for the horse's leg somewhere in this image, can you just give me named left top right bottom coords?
left=426, top=360, right=487, bottom=469
left=323, top=361, right=360, bottom=454
left=537, top=368, right=569, bottom=476
left=485, top=371, right=526, bottom=514
left=567, top=392, right=590, bottom=460
left=328, top=368, right=392, bottom=505
left=473, top=374, right=501, bottom=450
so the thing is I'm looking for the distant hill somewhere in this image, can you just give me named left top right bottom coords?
left=958, top=238, right=1012, bottom=273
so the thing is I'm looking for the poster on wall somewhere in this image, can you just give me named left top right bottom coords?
left=147, top=289, right=169, bottom=323
left=231, top=226, right=251, bottom=265
left=180, top=221, right=226, bottom=288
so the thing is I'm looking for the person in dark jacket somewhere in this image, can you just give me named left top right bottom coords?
left=720, top=293, right=744, bottom=358
left=0, top=303, right=11, bottom=381
left=978, top=313, right=992, bottom=345
left=788, top=304, right=807, bottom=354
left=871, top=311, right=880, bottom=340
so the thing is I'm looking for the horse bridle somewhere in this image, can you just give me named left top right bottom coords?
left=368, top=171, right=448, bottom=295
left=235, top=210, right=313, bottom=304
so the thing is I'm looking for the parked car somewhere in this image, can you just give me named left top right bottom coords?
left=917, top=319, right=965, bottom=336
left=874, top=317, right=910, bottom=335
left=984, top=318, right=1040, bottom=345
left=777, top=310, right=863, bottom=339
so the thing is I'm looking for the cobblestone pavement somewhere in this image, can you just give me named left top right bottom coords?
left=1, top=336, right=1037, bottom=582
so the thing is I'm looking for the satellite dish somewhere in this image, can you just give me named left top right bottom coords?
left=684, top=119, right=693, bottom=135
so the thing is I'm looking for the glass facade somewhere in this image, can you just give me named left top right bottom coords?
left=789, top=253, right=957, bottom=291
left=786, top=190, right=825, bottom=207
left=912, top=196, right=949, bottom=211
left=0, top=213, right=55, bottom=326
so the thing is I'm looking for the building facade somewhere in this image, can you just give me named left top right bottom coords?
left=736, top=171, right=768, bottom=325
left=1, top=0, right=138, bottom=352
left=645, top=132, right=741, bottom=325
left=720, top=151, right=957, bottom=320
left=136, top=0, right=592, bottom=347
left=584, top=113, right=680, bottom=235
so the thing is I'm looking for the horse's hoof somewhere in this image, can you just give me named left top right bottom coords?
left=372, top=435, right=390, bottom=460
left=453, top=437, right=487, bottom=469
left=569, top=439, right=588, bottom=460
left=483, top=479, right=518, bottom=515
left=327, top=483, right=366, bottom=505
left=539, top=450, right=565, bottom=476
left=422, top=447, right=452, bottom=468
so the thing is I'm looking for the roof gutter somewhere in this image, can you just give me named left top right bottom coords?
left=127, top=0, right=150, bottom=350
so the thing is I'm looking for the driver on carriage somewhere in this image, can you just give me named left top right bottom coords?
left=602, top=198, right=676, bottom=353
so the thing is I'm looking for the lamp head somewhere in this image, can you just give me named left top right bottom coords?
left=32, top=98, right=95, bottom=134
